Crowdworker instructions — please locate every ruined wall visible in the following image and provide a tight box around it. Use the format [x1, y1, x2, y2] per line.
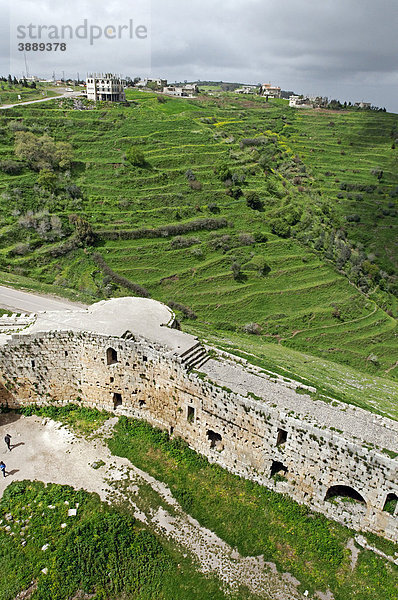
[0, 329, 397, 541]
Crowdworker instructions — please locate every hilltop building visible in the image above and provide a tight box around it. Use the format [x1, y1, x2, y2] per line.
[235, 85, 258, 94]
[289, 95, 329, 109]
[260, 83, 281, 98]
[86, 73, 126, 102]
[136, 78, 167, 89]
[163, 83, 199, 97]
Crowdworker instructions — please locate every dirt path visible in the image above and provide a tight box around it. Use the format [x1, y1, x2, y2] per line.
[0, 413, 312, 600]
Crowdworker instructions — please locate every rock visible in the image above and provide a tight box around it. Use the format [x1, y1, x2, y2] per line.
[41, 568, 48, 575]
[67, 508, 77, 516]
[41, 543, 49, 551]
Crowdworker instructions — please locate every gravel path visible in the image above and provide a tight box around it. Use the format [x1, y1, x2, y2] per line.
[0, 413, 310, 600]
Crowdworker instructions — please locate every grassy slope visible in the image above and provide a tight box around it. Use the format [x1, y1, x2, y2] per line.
[0, 479, 248, 600]
[0, 91, 397, 415]
[0, 83, 60, 106]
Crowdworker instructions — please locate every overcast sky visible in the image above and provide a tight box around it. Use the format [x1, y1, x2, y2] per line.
[2, 0, 397, 112]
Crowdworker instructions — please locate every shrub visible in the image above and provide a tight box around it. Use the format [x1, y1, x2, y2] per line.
[170, 236, 200, 249]
[98, 217, 228, 241]
[189, 179, 203, 191]
[14, 132, 73, 171]
[0, 159, 23, 175]
[37, 168, 57, 191]
[270, 218, 291, 238]
[185, 169, 196, 181]
[246, 191, 264, 211]
[231, 260, 242, 280]
[242, 322, 262, 335]
[238, 233, 255, 246]
[125, 146, 146, 167]
[240, 137, 267, 148]
[214, 163, 232, 182]
[167, 301, 197, 320]
[225, 185, 242, 199]
[92, 253, 150, 298]
[346, 214, 360, 223]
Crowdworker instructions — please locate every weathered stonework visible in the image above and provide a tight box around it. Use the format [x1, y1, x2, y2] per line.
[0, 298, 397, 542]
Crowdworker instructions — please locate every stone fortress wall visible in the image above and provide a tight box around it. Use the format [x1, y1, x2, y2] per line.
[0, 298, 397, 542]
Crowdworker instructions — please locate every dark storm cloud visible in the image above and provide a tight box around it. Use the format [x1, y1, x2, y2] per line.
[1, 0, 397, 111]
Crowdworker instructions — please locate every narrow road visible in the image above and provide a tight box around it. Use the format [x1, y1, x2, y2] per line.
[0, 91, 82, 110]
[0, 285, 86, 313]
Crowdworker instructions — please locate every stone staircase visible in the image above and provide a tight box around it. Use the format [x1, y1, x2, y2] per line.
[0, 313, 36, 333]
[180, 342, 209, 370]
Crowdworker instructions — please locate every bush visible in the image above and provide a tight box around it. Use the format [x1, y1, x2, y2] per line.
[14, 132, 73, 171]
[225, 185, 242, 199]
[214, 163, 232, 182]
[92, 253, 150, 298]
[242, 322, 262, 335]
[270, 218, 291, 238]
[231, 260, 242, 280]
[170, 236, 200, 249]
[245, 191, 264, 211]
[125, 146, 146, 167]
[98, 218, 228, 241]
[189, 179, 203, 191]
[185, 169, 196, 181]
[167, 301, 197, 320]
[37, 168, 57, 191]
[0, 159, 23, 175]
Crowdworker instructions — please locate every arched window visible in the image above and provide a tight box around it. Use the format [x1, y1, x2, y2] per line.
[325, 485, 366, 504]
[383, 493, 398, 515]
[106, 347, 118, 365]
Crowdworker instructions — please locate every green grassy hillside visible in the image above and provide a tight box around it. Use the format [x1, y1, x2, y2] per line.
[0, 91, 397, 410]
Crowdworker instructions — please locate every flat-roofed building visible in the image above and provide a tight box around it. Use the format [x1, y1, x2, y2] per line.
[86, 73, 126, 102]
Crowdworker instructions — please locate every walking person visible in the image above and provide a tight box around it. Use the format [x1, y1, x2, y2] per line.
[0, 461, 6, 477]
[4, 434, 12, 451]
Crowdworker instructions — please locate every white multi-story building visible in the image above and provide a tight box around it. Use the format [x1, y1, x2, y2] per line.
[86, 73, 126, 102]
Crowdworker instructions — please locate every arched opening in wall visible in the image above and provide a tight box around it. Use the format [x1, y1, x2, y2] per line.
[113, 393, 122, 409]
[383, 493, 398, 515]
[270, 461, 288, 478]
[324, 485, 366, 505]
[106, 348, 118, 366]
[206, 430, 222, 450]
[276, 428, 288, 446]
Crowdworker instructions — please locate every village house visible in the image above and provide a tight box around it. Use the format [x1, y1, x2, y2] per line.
[260, 83, 281, 98]
[136, 78, 168, 89]
[235, 85, 258, 94]
[163, 83, 199, 97]
[85, 73, 126, 102]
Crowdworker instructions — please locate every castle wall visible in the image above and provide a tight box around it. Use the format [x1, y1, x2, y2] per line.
[0, 329, 397, 541]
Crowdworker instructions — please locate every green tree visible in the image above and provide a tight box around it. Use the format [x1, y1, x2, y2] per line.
[245, 191, 264, 211]
[125, 146, 146, 167]
[14, 132, 73, 171]
[37, 168, 57, 191]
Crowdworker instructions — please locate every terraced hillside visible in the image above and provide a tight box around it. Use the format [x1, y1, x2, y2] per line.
[0, 91, 397, 411]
